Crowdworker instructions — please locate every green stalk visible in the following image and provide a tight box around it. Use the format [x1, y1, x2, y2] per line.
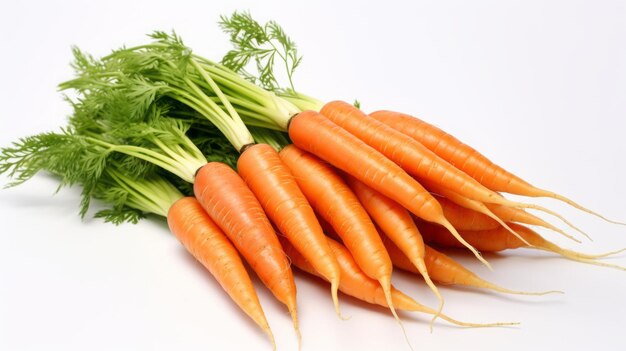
[84, 136, 206, 183]
[106, 168, 183, 218]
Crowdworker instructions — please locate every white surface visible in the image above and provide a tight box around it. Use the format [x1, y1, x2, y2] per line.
[1, 1, 625, 350]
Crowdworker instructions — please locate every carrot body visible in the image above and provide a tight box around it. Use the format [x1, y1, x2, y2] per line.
[280, 235, 398, 307]
[345, 175, 443, 316]
[383, 236, 558, 296]
[237, 144, 341, 315]
[436, 196, 501, 231]
[369, 110, 531, 194]
[194, 162, 297, 319]
[278, 145, 410, 334]
[369, 110, 620, 223]
[384, 236, 486, 286]
[167, 197, 274, 345]
[278, 145, 391, 283]
[320, 101, 500, 204]
[281, 236, 515, 327]
[289, 110, 489, 268]
[419, 220, 527, 252]
[289, 110, 441, 224]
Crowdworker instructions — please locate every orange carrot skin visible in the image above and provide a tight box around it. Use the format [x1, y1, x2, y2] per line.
[383, 235, 487, 287]
[320, 101, 498, 204]
[167, 197, 271, 332]
[288, 110, 442, 224]
[485, 203, 553, 228]
[194, 162, 296, 308]
[433, 194, 556, 235]
[418, 221, 531, 252]
[369, 110, 533, 195]
[436, 196, 500, 231]
[279, 145, 392, 282]
[237, 144, 340, 291]
[280, 235, 418, 311]
[346, 175, 426, 264]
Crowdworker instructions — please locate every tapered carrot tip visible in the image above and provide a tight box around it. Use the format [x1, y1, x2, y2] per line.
[556, 251, 626, 271]
[331, 280, 350, 320]
[535, 189, 626, 226]
[575, 247, 626, 259]
[401, 294, 521, 328]
[535, 238, 626, 270]
[501, 198, 592, 241]
[380, 277, 414, 351]
[440, 220, 493, 271]
[413, 260, 444, 332]
[481, 281, 565, 296]
[266, 328, 277, 351]
[288, 306, 301, 351]
[439, 316, 521, 329]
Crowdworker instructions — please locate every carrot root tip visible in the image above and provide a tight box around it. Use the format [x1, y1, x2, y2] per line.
[331, 280, 350, 321]
[414, 260, 444, 332]
[380, 277, 414, 351]
[441, 220, 493, 271]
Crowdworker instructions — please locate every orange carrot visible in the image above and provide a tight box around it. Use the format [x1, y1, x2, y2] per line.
[345, 174, 444, 324]
[280, 235, 516, 328]
[168, 197, 275, 347]
[370, 110, 623, 224]
[485, 203, 588, 241]
[194, 162, 299, 335]
[278, 144, 408, 338]
[323, 102, 575, 230]
[435, 195, 500, 231]
[237, 144, 342, 318]
[421, 179, 553, 244]
[320, 101, 504, 206]
[288, 110, 490, 268]
[382, 235, 559, 296]
[434, 192, 584, 242]
[418, 221, 626, 270]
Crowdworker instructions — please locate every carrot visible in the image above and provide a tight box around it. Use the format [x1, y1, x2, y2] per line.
[279, 235, 516, 328]
[433, 189, 583, 241]
[288, 110, 491, 269]
[278, 144, 409, 340]
[321, 102, 588, 229]
[194, 162, 300, 337]
[382, 235, 560, 296]
[432, 187, 587, 241]
[345, 174, 444, 326]
[320, 101, 506, 206]
[370, 110, 624, 224]
[421, 179, 565, 244]
[419, 221, 626, 270]
[237, 143, 342, 318]
[485, 202, 590, 241]
[168, 197, 275, 347]
[435, 196, 500, 231]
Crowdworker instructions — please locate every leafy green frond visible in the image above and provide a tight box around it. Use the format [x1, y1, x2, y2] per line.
[187, 120, 239, 169]
[60, 47, 119, 93]
[0, 130, 112, 217]
[94, 207, 146, 225]
[220, 11, 302, 92]
[93, 175, 150, 225]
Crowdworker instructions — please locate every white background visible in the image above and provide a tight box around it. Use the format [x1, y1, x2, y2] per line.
[1, 1, 625, 350]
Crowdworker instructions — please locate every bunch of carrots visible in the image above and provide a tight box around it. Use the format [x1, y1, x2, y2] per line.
[1, 12, 624, 350]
